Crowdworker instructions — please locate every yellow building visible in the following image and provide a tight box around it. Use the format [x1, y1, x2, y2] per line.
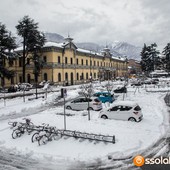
[1, 37, 128, 87]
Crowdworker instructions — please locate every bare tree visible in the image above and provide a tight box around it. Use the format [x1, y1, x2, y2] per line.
[79, 83, 94, 120]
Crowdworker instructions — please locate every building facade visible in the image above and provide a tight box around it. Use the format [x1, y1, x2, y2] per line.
[1, 37, 128, 87]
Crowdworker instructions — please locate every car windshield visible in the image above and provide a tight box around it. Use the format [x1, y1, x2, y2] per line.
[134, 105, 141, 111]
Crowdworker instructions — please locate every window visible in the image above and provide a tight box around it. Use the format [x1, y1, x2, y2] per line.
[81, 59, 83, 65]
[110, 106, 119, 111]
[94, 61, 96, 66]
[19, 57, 23, 67]
[43, 56, 47, 63]
[44, 73, 48, 81]
[77, 73, 79, 80]
[101, 62, 102, 66]
[134, 105, 141, 111]
[58, 73, 61, 82]
[120, 106, 132, 111]
[65, 57, 68, 64]
[70, 58, 73, 64]
[93, 93, 100, 97]
[11, 77, 14, 84]
[72, 99, 81, 103]
[27, 58, 30, 65]
[27, 74, 31, 83]
[97, 61, 99, 66]
[84, 98, 92, 102]
[94, 98, 100, 102]
[86, 73, 88, 79]
[90, 60, 92, 66]
[76, 58, 79, 65]
[58, 56, 61, 64]
[65, 72, 68, 81]
[86, 60, 88, 66]
[81, 73, 84, 80]
[19, 75, 22, 83]
[94, 73, 96, 78]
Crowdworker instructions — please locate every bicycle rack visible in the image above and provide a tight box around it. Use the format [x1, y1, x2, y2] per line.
[56, 130, 115, 143]
[9, 121, 115, 144]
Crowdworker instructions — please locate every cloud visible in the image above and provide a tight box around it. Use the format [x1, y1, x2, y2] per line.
[0, 0, 170, 50]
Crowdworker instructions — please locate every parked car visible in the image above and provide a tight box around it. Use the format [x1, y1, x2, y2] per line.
[65, 97, 102, 111]
[99, 101, 143, 122]
[114, 86, 127, 93]
[18, 83, 33, 91]
[93, 92, 115, 103]
[8, 86, 17, 93]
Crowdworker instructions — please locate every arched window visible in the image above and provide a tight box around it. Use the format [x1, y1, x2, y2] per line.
[44, 73, 48, 81]
[86, 60, 88, 66]
[81, 59, 83, 65]
[43, 56, 47, 63]
[58, 73, 61, 82]
[81, 73, 84, 80]
[65, 57, 68, 64]
[94, 73, 96, 78]
[58, 56, 61, 64]
[70, 58, 73, 64]
[65, 72, 68, 81]
[27, 74, 31, 83]
[27, 58, 30, 65]
[77, 73, 79, 80]
[86, 73, 88, 80]
[11, 77, 14, 84]
[76, 58, 79, 65]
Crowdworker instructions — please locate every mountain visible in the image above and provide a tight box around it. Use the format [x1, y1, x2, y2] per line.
[44, 32, 64, 43]
[109, 41, 141, 60]
[44, 32, 141, 60]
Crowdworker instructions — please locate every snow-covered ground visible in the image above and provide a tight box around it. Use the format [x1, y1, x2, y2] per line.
[0, 82, 169, 169]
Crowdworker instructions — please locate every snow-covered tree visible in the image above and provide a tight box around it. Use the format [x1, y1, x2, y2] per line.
[16, 16, 46, 83]
[0, 22, 17, 86]
[140, 43, 160, 74]
[162, 43, 170, 72]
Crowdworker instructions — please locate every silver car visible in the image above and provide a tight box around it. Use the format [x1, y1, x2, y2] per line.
[66, 97, 102, 111]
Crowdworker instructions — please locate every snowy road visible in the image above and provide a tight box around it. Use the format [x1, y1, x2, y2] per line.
[0, 86, 170, 170]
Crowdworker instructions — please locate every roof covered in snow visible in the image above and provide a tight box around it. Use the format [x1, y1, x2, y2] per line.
[14, 41, 126, 62]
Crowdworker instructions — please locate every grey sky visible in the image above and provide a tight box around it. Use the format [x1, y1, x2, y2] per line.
[0, 0, 170, 50]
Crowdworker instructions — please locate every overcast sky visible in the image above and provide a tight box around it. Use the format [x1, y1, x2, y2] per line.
[0, 0, 170, 50]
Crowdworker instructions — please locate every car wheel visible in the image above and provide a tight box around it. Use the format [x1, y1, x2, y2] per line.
[87, 107, 93, 110]
[66, 106, 72, 110]
[101, 115, 108, 119]
[128, 117, 136, 122]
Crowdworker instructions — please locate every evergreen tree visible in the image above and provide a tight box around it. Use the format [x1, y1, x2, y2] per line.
[140, 43, 159, 74]
[140, 43, 147, 72]
[162, 43, 170, 72]
[0, 22, 16, 86]
[16, 16, 46, 83]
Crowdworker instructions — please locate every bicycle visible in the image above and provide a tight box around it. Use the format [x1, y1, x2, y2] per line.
[32, 125, 57, 145]
[31, 123, 49, 143]
[11, 118, 34, 139]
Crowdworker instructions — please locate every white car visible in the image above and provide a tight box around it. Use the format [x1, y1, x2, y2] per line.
[99, 101, 143, 122]
[65, 97, 102, 111]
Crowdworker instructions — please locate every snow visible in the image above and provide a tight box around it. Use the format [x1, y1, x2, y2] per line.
[0, 82, 169, 168]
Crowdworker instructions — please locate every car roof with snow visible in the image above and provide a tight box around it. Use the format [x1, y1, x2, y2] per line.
[111, 101, 138, 107]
